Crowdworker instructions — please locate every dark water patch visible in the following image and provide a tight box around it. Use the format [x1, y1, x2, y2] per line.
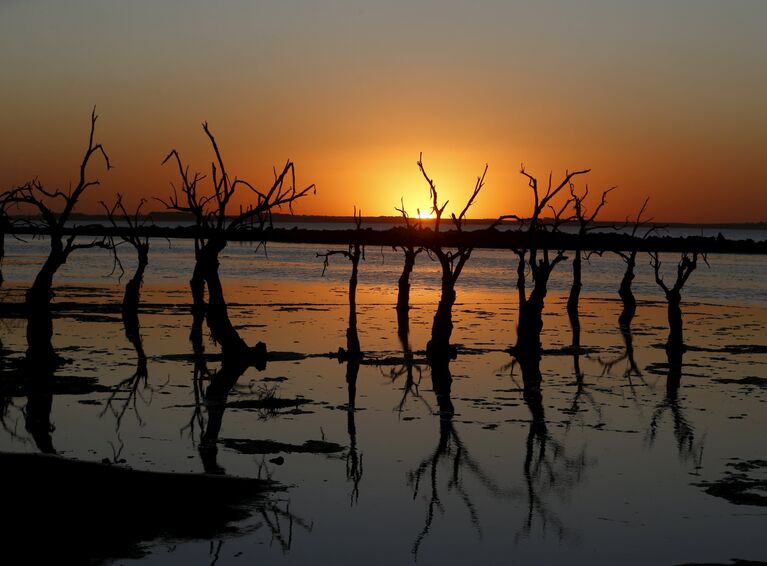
[713, 376, 767, 388]
[221, 438, 344, 455]
[275, 306, 331, 312]
[226, 396, 311, 410]
[68, 313, 123, 323]
[695, 460, 767, 507]
[687, 344, 767, 355]
[676, 560, 767, 565]
[0, 372, 110, 397]
[0, 451, 279, 563]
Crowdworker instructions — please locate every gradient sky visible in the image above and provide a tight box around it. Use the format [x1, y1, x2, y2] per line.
[1, 0, 765, 222]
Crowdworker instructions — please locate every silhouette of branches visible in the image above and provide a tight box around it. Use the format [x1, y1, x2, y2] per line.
[416, 153, 488, 358]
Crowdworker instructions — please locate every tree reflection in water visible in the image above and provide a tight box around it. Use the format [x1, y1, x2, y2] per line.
[101, 311, 163, 432]
[408, 357, 511, 557]
[345, 357, 363, 505]
[505, 351, 588, 543]
[648, 348, 705, 466]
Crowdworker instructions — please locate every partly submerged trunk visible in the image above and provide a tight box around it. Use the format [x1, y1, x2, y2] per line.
[195, 239, 252, 359]
[26, 236, 66, 308]
[428, 274, 457, 359]
[618, 253, 637, 325]
[189, 242, 207, 353]
[666, 347, 683, 396]
[566, 250, 582, 320]
[205, 266, 249, 358]
[396, 249, 417, 344]
[24, 234, 68, 363]
[571, 318, 582, 375]
[396, 249, 417, 314]
[666, 289, 684, 355]
[122, 246, 148, 315]
[515, 280, 548, 354]
[346, 248, 361, 356]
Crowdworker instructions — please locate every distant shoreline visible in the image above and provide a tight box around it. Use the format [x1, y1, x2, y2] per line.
[11, 211, 767, 230]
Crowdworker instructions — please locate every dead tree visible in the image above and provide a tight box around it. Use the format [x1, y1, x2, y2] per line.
[566, 183, 614, 322]
[318, 209, 364, 358]
[649, 251, 703, 359]
[393, 199, 424, 344]
[615, 198, 654, 325]
[101, 194, 150, 318]
[497, 166, 589, 356]
[417, 153, 488, 359]
[1, 109, 112, 363]
[160, 122, 315, 359]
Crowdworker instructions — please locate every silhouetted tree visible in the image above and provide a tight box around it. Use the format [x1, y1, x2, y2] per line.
[318, 209, 364, 358]
[615, 198, 654, 325]
[102, 194, 149, 317]
[497, 166, 588, 356]
[417, 153, 488, 359]
[1, 109, 112, 363]
[393, 199, 424, 342]
[566, 183, 614, 322]
[649, 251, 704, 359]
[161, 123, 314, 359]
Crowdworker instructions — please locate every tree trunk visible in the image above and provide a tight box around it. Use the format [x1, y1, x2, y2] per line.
[428, 273, 457, 358]
[189, 252, 207, 354]
[205, 263, 249, 358]
[191, 239, 251, 359]
[618, 253, 637, 325]
[25, 242, 66, 363]
[346, 246, 361, 356]
[516, 252, 526, 307]
[396, 249, 416, 313]
[566, 250, 582, 320]
[515, 281, 547, 353]
[666, 290, 684, 355]
[396, 249, 416, 344]
[122, 247, 148, 315]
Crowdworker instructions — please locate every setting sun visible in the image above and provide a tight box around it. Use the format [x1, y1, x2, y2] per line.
[416, 209, 434, 219]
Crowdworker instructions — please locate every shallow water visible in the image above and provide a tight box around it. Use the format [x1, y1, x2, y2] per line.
[1, 237, 766, 565]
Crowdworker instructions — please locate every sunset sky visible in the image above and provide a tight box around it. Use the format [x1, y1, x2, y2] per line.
[1, 1, 765, 222]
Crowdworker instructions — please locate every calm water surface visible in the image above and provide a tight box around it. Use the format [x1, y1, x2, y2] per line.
[1, 229, 766, 565]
